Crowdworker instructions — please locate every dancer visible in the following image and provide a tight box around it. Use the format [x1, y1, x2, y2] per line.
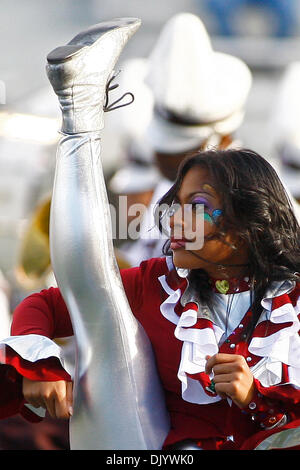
[109, 12, 252, 266]
[1, 146, 300, 450]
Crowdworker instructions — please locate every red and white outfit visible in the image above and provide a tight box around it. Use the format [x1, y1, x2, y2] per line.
[0, 256, 300, 450]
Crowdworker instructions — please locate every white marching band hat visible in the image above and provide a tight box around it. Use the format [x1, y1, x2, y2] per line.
[144, 12, 252, 154]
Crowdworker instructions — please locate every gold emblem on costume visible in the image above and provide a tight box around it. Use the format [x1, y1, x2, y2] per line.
[215, 279, 229, 294]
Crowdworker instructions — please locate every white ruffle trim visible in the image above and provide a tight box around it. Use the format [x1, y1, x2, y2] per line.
[159, 275, 182, 325]
[159, 274, 224, 404]
[159, 273, 300, 403]
[249, 294, 300, 387]
[0, 334, 74, 377]
[175, 306, 224, 404]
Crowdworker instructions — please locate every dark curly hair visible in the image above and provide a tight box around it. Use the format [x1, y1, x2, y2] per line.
[156, 148, 300, 338]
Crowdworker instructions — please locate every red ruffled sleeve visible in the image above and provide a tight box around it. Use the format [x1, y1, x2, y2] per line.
[0, 287, 73, 420]
[0, 257, 168, 421]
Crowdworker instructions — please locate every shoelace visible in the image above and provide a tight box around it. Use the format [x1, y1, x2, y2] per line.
[104, 70, 135, 112]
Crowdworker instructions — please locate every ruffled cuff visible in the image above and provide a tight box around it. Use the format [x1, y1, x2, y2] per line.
[0, 336, 72, 422]
[242, 379, 287, 430]
[3, 346, 71, 382]
[0, 335, 72, 382]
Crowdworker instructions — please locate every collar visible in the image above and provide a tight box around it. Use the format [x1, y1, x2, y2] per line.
[261, 279, 296, 310]
[170, 258, 296, 305]
[174, 262, 252, 295]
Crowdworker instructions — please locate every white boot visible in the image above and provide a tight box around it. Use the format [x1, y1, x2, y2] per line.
[46, 18, 141, 134]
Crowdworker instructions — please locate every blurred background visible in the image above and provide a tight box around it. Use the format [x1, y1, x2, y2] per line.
[0, 0, 300, 449]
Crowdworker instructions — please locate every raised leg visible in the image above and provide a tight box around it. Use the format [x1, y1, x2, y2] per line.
[47, 19, 170, 450]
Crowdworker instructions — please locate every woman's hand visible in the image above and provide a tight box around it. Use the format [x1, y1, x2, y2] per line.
[205, 353, 254, 409]
[22, 377, 73, 419]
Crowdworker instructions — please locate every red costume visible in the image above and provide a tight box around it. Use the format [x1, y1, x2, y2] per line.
[0, 256, 300, 450]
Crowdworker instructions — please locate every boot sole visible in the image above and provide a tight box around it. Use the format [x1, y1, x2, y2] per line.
[47, 18, 141, 64]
